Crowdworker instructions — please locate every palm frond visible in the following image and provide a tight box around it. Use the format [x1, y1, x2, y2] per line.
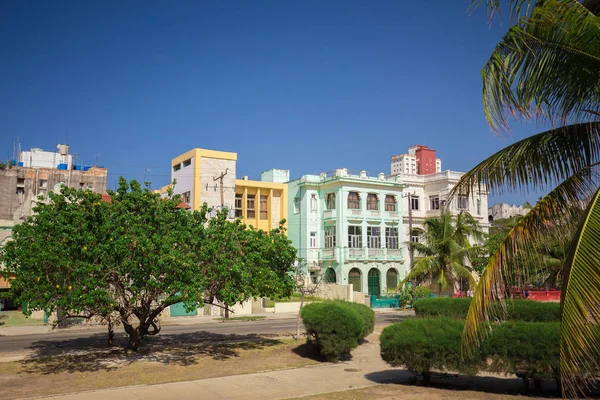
[451, 262, 477, 288]
[450, 122, 600, 198]
[481, 0, 600, 132]
[462, 163, 599, 356]
[559, 187, 600, 398]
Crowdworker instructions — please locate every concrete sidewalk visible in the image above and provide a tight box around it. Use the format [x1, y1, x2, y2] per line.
[36, 333, 398, 400]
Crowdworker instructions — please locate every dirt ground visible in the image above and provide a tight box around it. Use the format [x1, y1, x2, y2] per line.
[289, 384, 546, 400]
[0, 333, 320, 400]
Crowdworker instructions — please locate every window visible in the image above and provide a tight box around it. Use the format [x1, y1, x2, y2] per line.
[173, 164, 181, 172]
[16, 178, 25, 186]
[310, 231, 317, 248]
[39, 179, 47, 188]
[260, 195, 268, 219]
[367, 227, 380, 248]
[247, 195, 256, 218]
[430, 195, 440, 210]
[367, 193, 378, 210]
[326, 193, 336, 210]
[324, 226, 336, 248]
[477, 198, 481, 215]
[410, 196, 419, 211]
[410, 234, 420, 243]
[385, 195, 396, 211]
[182, 191, 191, 204]
[458, 195, 469, 210]
[293, 198, 300, 214]
[182, 158, 191, 168]
[348, 225, 362, 248]
[347, 191, 360, 209]
[310, 194, 317, 212]
[385, 227, 398, 249]
[234, 194, 243, 218]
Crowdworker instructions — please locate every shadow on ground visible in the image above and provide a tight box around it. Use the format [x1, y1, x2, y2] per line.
[0, 314, 5, 326]
[365, 370, 600, 398]
[290, 341, 328, 362]
[20, 330, 283, 375]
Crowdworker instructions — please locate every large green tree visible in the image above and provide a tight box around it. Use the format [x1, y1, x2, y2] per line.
[404, 211, 484, 295]
[457, 0, 600, 396]
[0, 178, 297, 350]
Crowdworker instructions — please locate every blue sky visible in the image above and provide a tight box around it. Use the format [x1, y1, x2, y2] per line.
[0, 1, 543, 205]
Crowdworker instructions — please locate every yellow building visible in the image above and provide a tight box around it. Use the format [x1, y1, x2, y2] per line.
[168, 148, 288, 231]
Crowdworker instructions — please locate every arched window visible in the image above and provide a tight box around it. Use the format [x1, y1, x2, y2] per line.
[347, 192, 360, 209]
[385, 195, 396, 211]
[368, 268, 381, 296]
[348, 268, 362, 292]
[367, 193, 378, 210]
[386, 268, 398, 290]
[324, 268, 337, 283]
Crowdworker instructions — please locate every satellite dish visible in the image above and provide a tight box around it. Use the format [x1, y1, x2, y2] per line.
[228, 209, 236, 219]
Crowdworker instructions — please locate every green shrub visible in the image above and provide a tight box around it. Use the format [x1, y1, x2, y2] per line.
[481, 321, 560, 382]
[413, 298, 472, 319]
[414, 286, 432, 300]
[413, 298, 561, 322]
[507, 301, 560, 322]
[301, 301, 364, 361]
[380, 318, 479, 382]
[343, 301, 375, 339]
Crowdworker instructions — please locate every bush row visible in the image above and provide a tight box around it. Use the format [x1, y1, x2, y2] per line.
[380, 318, 560, 385]
[301, 300, 375, 361]
[413, 298, 561, 322]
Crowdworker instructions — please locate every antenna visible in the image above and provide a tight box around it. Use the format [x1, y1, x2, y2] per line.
[95, 154, 99, 166]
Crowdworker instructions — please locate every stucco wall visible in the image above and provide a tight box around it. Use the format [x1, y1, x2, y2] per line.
[199, 157, 237, 210]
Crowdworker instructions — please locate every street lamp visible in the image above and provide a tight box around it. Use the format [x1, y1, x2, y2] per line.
[402, 191, 416, 289]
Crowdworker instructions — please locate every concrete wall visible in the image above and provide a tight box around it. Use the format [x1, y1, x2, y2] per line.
[199, 157, 237, 211]
[0, 166, 108, 225]
[261, 169, 290, 183]
[172, 157, 195, 206]
[274, 301, 311, 313]
[315, 283, 352, 301]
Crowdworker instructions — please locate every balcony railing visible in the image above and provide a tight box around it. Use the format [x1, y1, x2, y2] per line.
[307, 249, 319, 261]
[369, 211, 380, 217]
[368, 248, 384, 258]
[320, 248, 335, 261]
[387, 211, 398, 218]
[323, 210, 333, 219]
[342, 247, 402, 262]
[350, 210, 362, 216]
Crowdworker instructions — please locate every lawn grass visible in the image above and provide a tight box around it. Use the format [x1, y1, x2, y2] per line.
[0, 337, 319, 400]
[285, 384, 543, 400]
[214, 316, 266, 322]
[0, 311, 46, 327]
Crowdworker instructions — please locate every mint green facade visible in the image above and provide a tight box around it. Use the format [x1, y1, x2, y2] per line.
[287, 169, 407, 295]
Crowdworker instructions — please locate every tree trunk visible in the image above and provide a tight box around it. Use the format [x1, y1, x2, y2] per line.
[422, 371, 431, 384]
[107, 316, 114, 347]
[224, 302, 229, 319]
[296, 291, 305, 341]
[123, 322, 142, 351]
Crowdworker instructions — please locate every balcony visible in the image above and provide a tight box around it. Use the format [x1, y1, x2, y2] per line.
[347, 248, 365, 260]
[307, 249, 319, 261]
[368, 248, 384, 258]
[323, 210, 333, 219]
[369, 211, 380, 217]
[350, 209, 362, 216]
[343, 247, 402, 262]
[320, 248, 336, 261]
[426, 209, 442, 217]
[386, 211, 399, 218]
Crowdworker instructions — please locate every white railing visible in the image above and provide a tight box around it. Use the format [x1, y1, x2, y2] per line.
[351, 210, 362, 216]
[368, 248, 384, 258]
[323, 210, 333, 218]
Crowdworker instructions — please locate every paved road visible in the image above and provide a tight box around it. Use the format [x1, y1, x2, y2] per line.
[0, 312, 407, 355]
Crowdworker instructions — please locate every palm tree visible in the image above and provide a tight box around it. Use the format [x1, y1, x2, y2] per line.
[403, 211, 484, 295]
[456, 1, 600, 396]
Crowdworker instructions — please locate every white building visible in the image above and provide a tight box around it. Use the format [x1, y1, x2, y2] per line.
[391, 145, 442, 176]
[488, 203, 528, 223]
[20, 145, 73, 170]
[389, 146, 489, 287]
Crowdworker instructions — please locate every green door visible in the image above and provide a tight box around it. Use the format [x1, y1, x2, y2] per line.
[368, 269, 381, 297]
[170, 302, 197, 317]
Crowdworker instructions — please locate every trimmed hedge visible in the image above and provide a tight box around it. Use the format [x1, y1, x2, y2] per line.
[345, 301, 376, 339]
[413, 298, 560, 322]
[413, 298, 471, 319]
[380, 318, 561, 386]
[380, 318, 478, 382]
[482, 321, 560, 384]
[301, 301, 366, 362]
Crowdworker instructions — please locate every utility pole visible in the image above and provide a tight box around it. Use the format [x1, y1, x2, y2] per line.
[214, 168, 229, 318]
[213, 168, 228, 208]
[402, 191, 416, 289]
